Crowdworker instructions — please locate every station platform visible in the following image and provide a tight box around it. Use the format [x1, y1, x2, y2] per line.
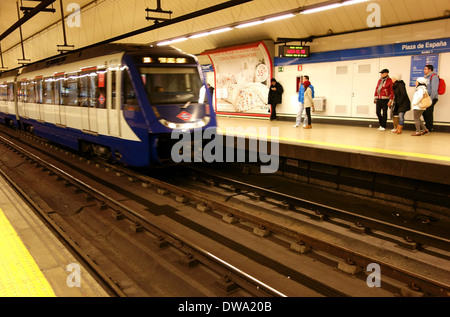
[216, 116, 450, 185]
[0, 172, 109, 297]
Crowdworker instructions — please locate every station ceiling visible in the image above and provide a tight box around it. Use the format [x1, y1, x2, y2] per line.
[0, 0, 449, 67]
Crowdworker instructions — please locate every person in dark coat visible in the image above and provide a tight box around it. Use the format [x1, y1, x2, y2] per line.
[268, 78, 283, 121]
[391, 74, 411, 134]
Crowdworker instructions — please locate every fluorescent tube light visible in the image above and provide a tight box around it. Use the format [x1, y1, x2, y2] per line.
[189, 32, 210, 39]
[236, 20, 264, 28]
[343, 0, 369, 5]
[157, 37, 188, 46]
[301, 3, 341, 14]
[209, 27, 233, 34]
[264, 13, 295, 23]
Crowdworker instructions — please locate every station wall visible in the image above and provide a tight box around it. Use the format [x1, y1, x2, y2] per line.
[274, 52, 450, 124]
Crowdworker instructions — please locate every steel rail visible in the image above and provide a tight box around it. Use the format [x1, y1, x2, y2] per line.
[0, 134, 286, 297]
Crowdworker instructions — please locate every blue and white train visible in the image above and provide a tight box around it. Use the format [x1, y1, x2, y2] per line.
[0, 44, 216, 167]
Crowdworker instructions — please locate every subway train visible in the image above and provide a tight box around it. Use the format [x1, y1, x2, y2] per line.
[0, 44, 216, 167]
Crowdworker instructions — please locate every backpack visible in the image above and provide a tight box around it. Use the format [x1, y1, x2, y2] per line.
[431, 74, 446, 95]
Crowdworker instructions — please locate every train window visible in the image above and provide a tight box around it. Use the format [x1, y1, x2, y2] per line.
[27, 81, 36, 104]
[97, 70, 106, 109]
[7, 83, 14, 102]
[0, 84, 5, 101]
[79, 72, 89, 107]
[139, 67, 202, 105]
[36, 78, 43, 104]
[111, 70, 116, 109]
[123, 70, 139, 106]
[66, 75, 79, 106]
[43, 78, 54, 104]
[18, 82, 27, 103]
[54, 76, 63, 105]
[89, 72, 98, 108]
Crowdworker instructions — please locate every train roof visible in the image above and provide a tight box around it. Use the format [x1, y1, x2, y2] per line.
[19, 44, 187, 75]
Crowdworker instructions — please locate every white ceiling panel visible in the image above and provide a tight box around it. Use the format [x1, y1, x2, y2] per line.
[0, 0, 449, 70]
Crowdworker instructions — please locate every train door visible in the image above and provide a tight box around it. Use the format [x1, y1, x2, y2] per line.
[351, 59, 380, 118]
[54, 75, 67, 126]
[18, 80, 28, 118]
[88, 72, 98, 132]
[36, 78, 44, 122]
[107, 68, 121, 137]
[79, 70, 98, 133]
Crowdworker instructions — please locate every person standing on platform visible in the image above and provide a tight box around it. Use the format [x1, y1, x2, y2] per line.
[410, 77, 429, 136]
[391, 74, 410, 134]
[207, 83, 214, 97]
[294, 75, 315, 128]
[423, 65, 439, 132]
[374, 69, 394, 131]
[302, 80, 314, 129]
[268, 78, 283, 121]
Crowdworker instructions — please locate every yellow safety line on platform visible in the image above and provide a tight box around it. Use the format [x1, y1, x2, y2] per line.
[218, 129, 450, 163]
[0, 208, 55, 297]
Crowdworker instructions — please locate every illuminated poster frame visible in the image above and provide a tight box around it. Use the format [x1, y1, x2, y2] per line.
[202, 41, 274, 117]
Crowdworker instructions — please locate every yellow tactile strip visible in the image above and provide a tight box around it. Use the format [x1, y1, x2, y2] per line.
[0, 208, 55, 297]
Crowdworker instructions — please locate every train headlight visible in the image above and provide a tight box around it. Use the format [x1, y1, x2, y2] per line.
[159, 117, 210, 130]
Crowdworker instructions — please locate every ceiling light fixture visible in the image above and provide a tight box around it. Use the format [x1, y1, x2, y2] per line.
[343, 0, 369, 5]
[301, 3, 341, 14]
[157, 37, 188, 46]
[264, 13, 295, 23]
[156, 0, 368, 47]
[301, 0, 368, 14]
[189, 27, 232, 39]
[235, 20, 265, 28]
[209, 27, 233, 34]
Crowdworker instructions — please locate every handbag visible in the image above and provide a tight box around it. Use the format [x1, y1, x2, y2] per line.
[420, 90, 432, 108]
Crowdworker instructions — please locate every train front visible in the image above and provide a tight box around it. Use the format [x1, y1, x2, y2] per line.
[124, 48, 217, 166]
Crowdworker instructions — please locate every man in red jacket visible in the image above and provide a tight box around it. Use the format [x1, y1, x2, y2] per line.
[374, 69, 394, 131]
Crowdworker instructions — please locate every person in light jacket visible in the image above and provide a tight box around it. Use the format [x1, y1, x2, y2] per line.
[410, 77, 429, 136]
[302, 80, 314, 129]
[294, 75, 315, 128]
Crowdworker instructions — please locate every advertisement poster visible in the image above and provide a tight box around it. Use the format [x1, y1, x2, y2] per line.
[410, 54, 439, 86]
[203, 41, 274, 116]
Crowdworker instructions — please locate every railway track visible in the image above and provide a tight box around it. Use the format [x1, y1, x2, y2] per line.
[0, 133, 295, 297]
[0, 125, 449, 297]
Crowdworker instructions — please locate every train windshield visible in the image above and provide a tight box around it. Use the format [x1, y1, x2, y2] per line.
[139, 67, 203, 105]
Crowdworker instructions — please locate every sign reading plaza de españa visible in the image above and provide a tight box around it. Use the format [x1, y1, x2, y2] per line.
[201, 41, 274, 117]
[394, 38, 449, 56]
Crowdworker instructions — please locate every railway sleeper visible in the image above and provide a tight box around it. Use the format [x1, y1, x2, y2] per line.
[154, 236, 169, 249]
[111, 210, 125, 221]
[222, 213, 238, 224]
[182, 253, 199, 268]
[130, 222, 144, 233]
[400, 283, 425, 297]
[337, 259, 363, 275]
[253, 225, 271, 237]
[290, 240, 311, 254]
[397, 236, 422, 251]
[196, 203, 211, 213]
[176, 195, 189, 203]
[349, 222, 370, 234]
[215, 275, 239, 295]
